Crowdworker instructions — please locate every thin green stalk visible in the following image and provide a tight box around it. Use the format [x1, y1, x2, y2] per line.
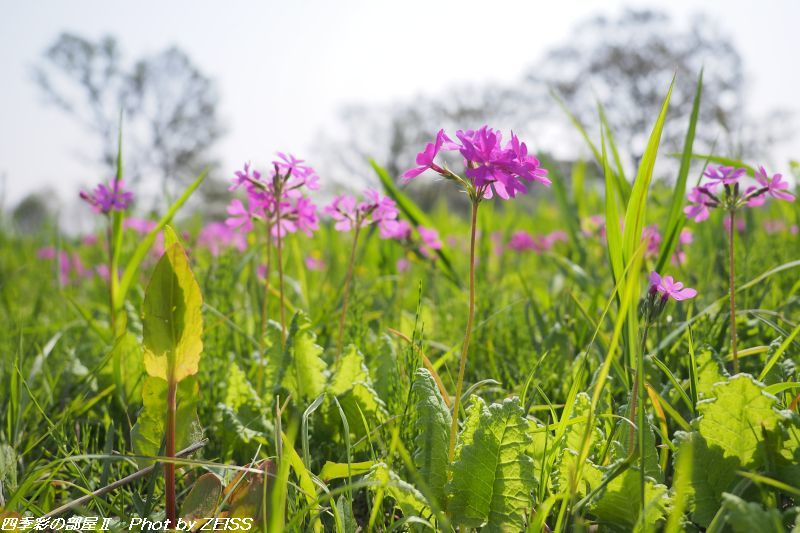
[447, 200, 479, 464]
[276, 200, 287, 345]
[636, 321, 649, 529]
[106, 222, 115, 334]
[258, 226, 273, 395]
[728, 209, 739, 373]
[336, 223, 362, 358]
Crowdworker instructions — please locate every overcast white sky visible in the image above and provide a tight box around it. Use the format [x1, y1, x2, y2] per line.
[1, 0, 799, 208]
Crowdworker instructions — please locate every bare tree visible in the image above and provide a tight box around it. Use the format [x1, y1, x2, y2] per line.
[33, 33, 224, 205]
[318, 9, 788, 190]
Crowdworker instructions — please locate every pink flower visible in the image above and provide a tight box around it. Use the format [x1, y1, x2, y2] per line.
[684, 186, 718, 222]
[402, 126, 549, 200]
[198, 222, 247, 256]
[763, 220, 786, 234]
[381, 219, 412, 240]
[396, 258, 411, 273]
[225, 198, 255, 233]
[324, 190, 399, 236]
[81, 234, 98, 246]
[508, 231, 537, 252]
[230, 162, 262, 191]
[703, 165, 745, 185]
[304, 255, 326, 271]
[754, 166, 795, 202]
[649, 271, 697, 301]
[418, 226, 442, 258]
[643, 225, 662, 258]
[125, 217, 157, 235]
[402, 129, 458, 179]
[38, 247, 57, 260]
[80, 179, 133, 214]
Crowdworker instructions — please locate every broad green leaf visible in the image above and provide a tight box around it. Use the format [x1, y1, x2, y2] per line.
[411, 368, 451, 507]
[447, 397, 535, 531]
[328, 344, 387, 436]
[142, 239, 203, 383]
[366, 463, 431, 522]
[695, 347, 727, 400]
[588, 464, 671, 532]
[720, 493, 784, 533]
[180, 473, 222, 522]
[107, 331, 144, 406]
[675, 375, 783, 527]
[130, 376, 203, 462]
[279, 312, 326, 403]
[555, 392, 605, 495]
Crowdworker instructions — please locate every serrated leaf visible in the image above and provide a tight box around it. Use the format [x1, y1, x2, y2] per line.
[447, 397, 535, 531]
[327, 345, 386, 437]
[280, 312, 326, 403]
[721, 493, 784, 533]
[675, 375, 783, 527]
[366, 464, 430, 521]
[588, 464, 671, 532]
[142, 240, 203, 383]
[131, 376, 203, 463]
[411, 368, 451, 507]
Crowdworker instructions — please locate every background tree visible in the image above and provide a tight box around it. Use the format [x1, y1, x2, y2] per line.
[33, 33, 224, 206]
[318, 9, 792, 196]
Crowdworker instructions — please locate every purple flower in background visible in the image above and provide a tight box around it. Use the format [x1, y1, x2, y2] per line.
[305, 255, 327, 271]
[324, 190, 399, 235]
[273, 153, 320, 192]
[381, 219, 412, 240]
[418, 226, 442, 258]
[198, 222, 247, 256]
[649, 271, 697, 301]
[80, 179, 133, 214]
[754, 166, 795, 202]
[396, 258, 411, 273]
[230, 162, 262, 191]
[703, 165, 745, 185]
[124, 217, 157, 235]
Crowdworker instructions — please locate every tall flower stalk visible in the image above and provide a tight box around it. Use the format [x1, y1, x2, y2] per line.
[402, 126, 550, 463]
[226, 156, 320, 392]
[79, 175, 133, 334]
[324, 190, 400, 356]
[632, 272, 696, 525]
[685, 164, 794, 372]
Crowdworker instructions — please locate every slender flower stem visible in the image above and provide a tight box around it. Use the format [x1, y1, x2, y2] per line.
[728, 209, 739, 373]
[336, 223, 361, 358]
[632, 320, 650, 530]
[276, 200, 287, 345]
[106, 222, 115, 334]
[164, 379, 177, 529]
[447, 200, 479, 464]
[258, 226, 273, 395]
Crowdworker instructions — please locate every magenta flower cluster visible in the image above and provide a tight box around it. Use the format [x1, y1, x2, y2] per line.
[323, 189, 399, 234]
[226, 156, 320, 238]
[402, 126, 550, 200]
[80, 179, 133, 215]
[685, 164, 795, 222]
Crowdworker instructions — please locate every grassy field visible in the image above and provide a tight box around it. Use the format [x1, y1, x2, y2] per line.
[1, 82, 799, 532]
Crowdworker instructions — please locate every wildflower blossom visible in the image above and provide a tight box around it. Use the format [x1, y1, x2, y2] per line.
[648, 271, 697, 301]
[703, 165, 745, 185]
[324, 190, 399, 235]
[418, 226, 442, 258]
[198, 222, 247, 256]
[305, 254, 326, 271]
[684, 186, 717, 222]
[402, 126, 549, 200]
[80, 179, 133, 214]
[754, 166, 795, 202]
[125, 218, 157, 235]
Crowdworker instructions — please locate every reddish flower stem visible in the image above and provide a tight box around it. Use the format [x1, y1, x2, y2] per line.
[728, 209, 739, 373]
[258, 226, 273, 395]
[447, 200, 479, 463]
